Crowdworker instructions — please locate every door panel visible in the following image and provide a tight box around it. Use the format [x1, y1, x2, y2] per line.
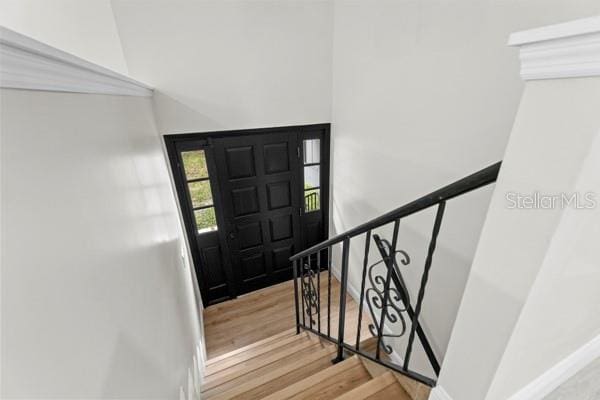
[267, 181, 291, 209]
[213, 130, 302, 295]
[201, 243, 229, 300]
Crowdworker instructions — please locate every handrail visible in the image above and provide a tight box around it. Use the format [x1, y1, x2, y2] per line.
[291, 161, 501, 261]
[291, 161, 502, 386]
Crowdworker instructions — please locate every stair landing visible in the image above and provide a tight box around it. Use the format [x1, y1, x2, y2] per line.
[204, 272, 351, 359]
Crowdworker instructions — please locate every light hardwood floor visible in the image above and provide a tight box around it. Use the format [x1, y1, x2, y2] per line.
[204, 277, 298, 359]
[204, 272, 357, 359]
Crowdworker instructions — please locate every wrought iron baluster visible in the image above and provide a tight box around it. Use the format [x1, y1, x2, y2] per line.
[368, 235, 410, 357]
[356, 230, 372, 350]
[293, 259, 300, 334]
[301, 256, 319, 330]
[327, 245, 332, 338]
[375, 220, 400, 359]
[306, 257, 313, 331]
[371, 236, 440, 374]
[300, 257, 305, 327]
[333, 237, 350, 363]
[403, 201, 446, 370]
[316, 253, 321, 334]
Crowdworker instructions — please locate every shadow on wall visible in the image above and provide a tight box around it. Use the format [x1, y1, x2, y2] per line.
[151, 89, 327, 135]
[101, 332, 173, 398]
[87, 237, 201, 399]
[152, 90, 226, 134]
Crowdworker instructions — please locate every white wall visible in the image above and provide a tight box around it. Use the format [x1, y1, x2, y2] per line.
[0, 89, 201, 399]
[0, 0, 128, 74]
[436, 75, 600, 400]
[330, 0, 600, 377]
[481, 77, 600, 400]
[110, 0, 333, 134]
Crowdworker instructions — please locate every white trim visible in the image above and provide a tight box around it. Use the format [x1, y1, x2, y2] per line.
[509, 16, 600, 46]
[507, 333, 600, 400]
[0, 26, 153, 96]
[428, 386, 453, 400]
[508, 16, 600, 80]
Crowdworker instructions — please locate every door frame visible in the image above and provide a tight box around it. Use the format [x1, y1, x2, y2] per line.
[164, 123, 330, 304]
[298, 127, 331, 250]
[164, 137, 235, 305]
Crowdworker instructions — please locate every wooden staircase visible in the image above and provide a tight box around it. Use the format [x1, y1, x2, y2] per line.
[202, 329, 427, 400]
[202, 277, 431, 400]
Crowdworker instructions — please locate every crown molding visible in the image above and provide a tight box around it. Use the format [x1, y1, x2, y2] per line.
[508, 16, 600, 80]
[0, 26, 152, 96]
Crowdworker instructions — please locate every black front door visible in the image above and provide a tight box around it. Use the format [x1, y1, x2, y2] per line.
[165, 124, 329, 305]
[212, 130, 302, 295]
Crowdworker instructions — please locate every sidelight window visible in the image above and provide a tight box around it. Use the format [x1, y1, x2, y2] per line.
[303, 139, 321, 213]
[181, 150, 218, 233]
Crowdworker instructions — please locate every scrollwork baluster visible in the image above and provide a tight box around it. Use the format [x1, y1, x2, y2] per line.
[301, 260, 319, 327]
[366, 237, 411, 357]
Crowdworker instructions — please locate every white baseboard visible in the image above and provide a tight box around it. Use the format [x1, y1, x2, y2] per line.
[428, 386, 453, 400]
[346, 278, 600, 400]
[507, 333, 600, 400]
[418, 335, 600, 400]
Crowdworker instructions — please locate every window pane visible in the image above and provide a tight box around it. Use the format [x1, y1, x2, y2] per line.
[195, 207, 218, 233]
[303, 139, 320, 164]
[304, 189, 320, 213]
[182, 150, 209, 180]
[188, 180, 213, 208]
[304, 165, 320, 189]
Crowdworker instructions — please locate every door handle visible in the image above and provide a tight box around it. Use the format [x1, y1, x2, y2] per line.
[228, 231, 236, 241]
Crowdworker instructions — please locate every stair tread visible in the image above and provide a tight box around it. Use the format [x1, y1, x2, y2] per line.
[333, 372, 411, 400]
[205, 331, 312, 376]
[205, 328, 296, 367]
[205, 345, 337, 400]
[392, 371, 432, 400]
[201, 273, 425, 400]
[203, 334, 325, 391]
[260, 356, 371, 400]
